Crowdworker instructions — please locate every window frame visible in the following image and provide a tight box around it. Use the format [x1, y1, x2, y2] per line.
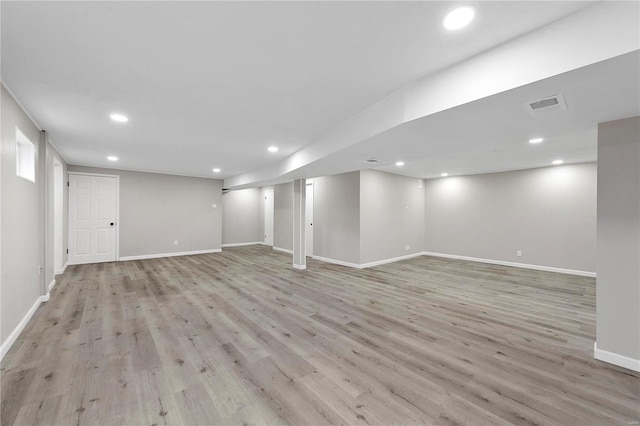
[15, 127, 36, 183]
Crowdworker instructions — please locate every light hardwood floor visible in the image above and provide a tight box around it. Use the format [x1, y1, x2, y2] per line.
[2, 245, 639, 425]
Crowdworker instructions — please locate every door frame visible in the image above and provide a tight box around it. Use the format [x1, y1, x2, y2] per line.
[68, 172, 120, 262]
[53, 158, 64, 273]
[305, 180, 313, 257]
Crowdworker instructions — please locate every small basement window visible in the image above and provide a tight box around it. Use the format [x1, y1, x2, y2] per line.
[16, 127, 35, 182]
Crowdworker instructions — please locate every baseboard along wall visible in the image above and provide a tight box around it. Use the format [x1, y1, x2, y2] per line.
[222, 242, 264, 248]
[119, 248, 222, 261]
[1, 294, 49, 361]
[594, 342, 640, 372]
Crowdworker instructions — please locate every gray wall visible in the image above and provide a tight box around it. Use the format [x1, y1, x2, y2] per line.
[596, 117, 639, 363]
[313, 171, 360, 264]
[68, 166, 222, 257]
[1, 85, 45, 344]
[274, 182, 293, 251]
[222, 188, 261, 245]
[360, 170, 425, 264]
[424, 163, 597, 273]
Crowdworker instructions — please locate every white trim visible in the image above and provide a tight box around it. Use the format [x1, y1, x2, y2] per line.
[1, 81, 42, 131]
[53, 157, 64, 274]
[41, 293, 50, 302]
[68, 171, 121, 178]
[0, 295, 48, 361]
[55, 262, 68, 276]
[119, 248, 222, 261]
[48, 279, 56, 292]
[312, 255, 360, 269]
[359, 252, 425, 269]
[272, 246, 293, 254]
[421, 251, 596, 277]
[311, 251, 594, 276]
[312, 252, 424, 269]
[293, 264, 307, 270]
[594, 342, 640, 372]
[222, 242, 263, 248]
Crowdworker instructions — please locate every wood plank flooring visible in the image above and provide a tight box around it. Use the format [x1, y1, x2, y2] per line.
[2, 245, 639, 425]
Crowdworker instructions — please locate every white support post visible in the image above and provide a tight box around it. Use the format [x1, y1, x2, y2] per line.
[292, 179, 306, 270]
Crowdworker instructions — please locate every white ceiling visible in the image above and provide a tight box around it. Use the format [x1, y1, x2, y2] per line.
[2, 0, 612, 184]
[297, 51, 640, 181]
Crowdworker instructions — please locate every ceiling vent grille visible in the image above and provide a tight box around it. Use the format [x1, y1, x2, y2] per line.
[365, 158, 386, 165]
[524, 94, 567, 116]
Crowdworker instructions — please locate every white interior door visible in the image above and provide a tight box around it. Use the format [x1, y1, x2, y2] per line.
[305, 181, 313, 256]
[264, 189, 274, 246]
[53, 160, 64, 273]
[68, 174, 118, 265]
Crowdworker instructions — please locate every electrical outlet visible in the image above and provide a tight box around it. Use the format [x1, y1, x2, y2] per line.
[517, 250, 522, 257]
[405, 245, 411, 251]
[174, 240, 178, 245]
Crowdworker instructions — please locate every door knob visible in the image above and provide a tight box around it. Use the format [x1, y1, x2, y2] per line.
[110, 222, 115, 226]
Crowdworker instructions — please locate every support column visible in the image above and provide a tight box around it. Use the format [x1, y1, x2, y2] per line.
[595, 116, 640, 372]
[292, 179, 306, 270]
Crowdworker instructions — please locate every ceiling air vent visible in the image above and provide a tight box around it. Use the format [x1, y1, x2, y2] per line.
[524, 94, 567, 117]
[365, 158, 386, 165]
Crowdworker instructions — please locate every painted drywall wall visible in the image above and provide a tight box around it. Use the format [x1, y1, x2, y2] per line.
[313, 171, 360, 264]
[596, 117, 640, 366]
[222, 188, 261, 245]
[360, 170, 425, 264]
[1, 84, 45, 345]
[68, 166, 222, 257]
[274, 182, 293, 251]
[424, 163, 597, 273]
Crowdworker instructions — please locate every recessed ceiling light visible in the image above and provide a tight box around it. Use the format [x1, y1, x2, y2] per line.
[110, 113, 128, 122]
[107, 156, 118, 161]
[443, 6, 475, 30]
[441, 172, 449, 177]
[552, 159, 564, 165]
[213, 168, 221, 173]
[268, 146, 279, 153]
[396, 161, 405, 166]
[529, 137, 544, 144]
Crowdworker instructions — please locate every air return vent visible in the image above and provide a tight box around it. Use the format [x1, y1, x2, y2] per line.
[524, 94, 567, 116]
[365, 158, 386, 165]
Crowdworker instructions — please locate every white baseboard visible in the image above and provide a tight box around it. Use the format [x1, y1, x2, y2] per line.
[594, 342, 640, 372]
[311, 255, 360, 269]
[312, 252, 424, 269]
[222, 242, 263, 248]
[273, 247, 293, 254]
[293, 264, 307, 270]
[48, 279, 56, 292]
[422, 251, 596, 277]
[119, 248, 222, 261]
[0, 294, 48, 361]
[359, 252, 425, 269]
[55, 262, 67, 275]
